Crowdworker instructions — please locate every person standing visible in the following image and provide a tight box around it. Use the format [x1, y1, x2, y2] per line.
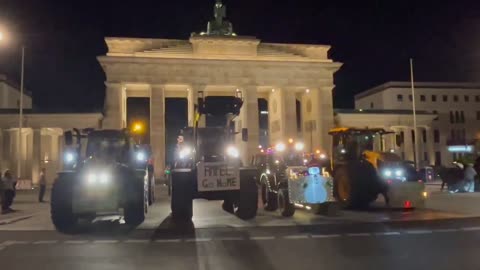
[2, 170, 15, 213]
[38, 168, 47, 202]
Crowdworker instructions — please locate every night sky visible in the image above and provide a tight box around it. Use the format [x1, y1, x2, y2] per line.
[0, 0, 479, 111]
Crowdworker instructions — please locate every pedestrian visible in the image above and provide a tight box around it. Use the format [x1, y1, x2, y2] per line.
[2, 170, 15, 213]
[38, 168, 47, 202]
[464, 164, 477, 193]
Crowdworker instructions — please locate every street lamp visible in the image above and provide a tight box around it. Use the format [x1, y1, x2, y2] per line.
[0, 30, 26, 178]
[131, 121, 145, 144]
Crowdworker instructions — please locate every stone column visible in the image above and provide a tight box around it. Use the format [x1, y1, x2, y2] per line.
[150, 85, 166, 178]
[31, 128, 42, 185]
[238, 86, 259, 165]
[426, 127, 435, 166]
[268, 88, 297, 144]
[282, 88, 298, 140]
[103, 83, 125, 129]
[403, 127, 414, 161]
[310, 87, 334, 156]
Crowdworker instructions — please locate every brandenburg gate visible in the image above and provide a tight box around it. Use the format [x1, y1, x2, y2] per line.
[98, 0, 342, 177]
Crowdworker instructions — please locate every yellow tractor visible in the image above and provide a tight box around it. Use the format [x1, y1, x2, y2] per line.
[329, 128, 426, 209]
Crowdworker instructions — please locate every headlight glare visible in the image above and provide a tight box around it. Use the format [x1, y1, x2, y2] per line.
[275, 143, 286, 152]
[136, 152, 146, 162]
[65, 152, 75, 163]
[179, 147, 192, 159]
[395, 169, 403, 177]
[294, 142, 304, 151]
[226, 146, 240, 158]
[383, 169, 392, 177]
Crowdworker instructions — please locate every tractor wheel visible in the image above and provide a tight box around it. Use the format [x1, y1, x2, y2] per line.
[261, 179, 278, 211]
[124, 175, 146, 226]
[277, 188, 295, 217]
[235, 175, 258, 220]
[51, 174, 77, 232]
[171, 171, 193, 222]
[334, 161, 380, 209]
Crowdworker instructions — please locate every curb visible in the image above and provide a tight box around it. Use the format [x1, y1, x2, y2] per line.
[0, 215, 34, 225]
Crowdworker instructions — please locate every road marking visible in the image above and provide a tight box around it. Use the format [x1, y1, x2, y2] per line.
[124, 239, 149, 244]
[283, 235, 309, 240]
[311, 234, 341, 239]
[64, 240, 89, 244]
[405, 230, 433, 235]
[155, 239, 182, 243]
[93, 240, 119, 244]
[433, 229, 458, 233]
[250, 236, 275, 241]
[216, 237, 244, 241]
[346, 233, 371, 237]
[185, 238, 211, 242]
[375, 232, 401, 236]
[33, 240, 58, 245]
[2, 240, 29, 246]
[462, 227, 480, 232]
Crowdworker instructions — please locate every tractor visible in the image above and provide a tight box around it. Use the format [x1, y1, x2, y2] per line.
[329, 128, 427, 209]
[170, 94, 258, 221]
[253, 140, 336, 217]
[50, 129, 149, 231]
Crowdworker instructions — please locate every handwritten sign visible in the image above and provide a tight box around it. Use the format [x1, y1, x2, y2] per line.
[197, 162, 240, 191]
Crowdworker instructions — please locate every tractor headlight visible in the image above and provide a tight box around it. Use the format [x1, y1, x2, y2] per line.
[383, 169, 392, 178]
[395, 169, 404, 177]
[87, 173, 97, 184]
[275, 143, 286, 152]
[64, 151, 76, 164]
[99, 172, 110, 184]
[226, 146, 240, 158]
[294, 142, 304, 151]
[86, 171, 111, 185]
[179, 146, 192, 159]
[136, 151, 146, 162]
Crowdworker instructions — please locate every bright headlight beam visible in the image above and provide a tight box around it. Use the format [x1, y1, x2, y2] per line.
[294, 142, 304, 151]
[99, 173, 110, 184]
[65, 152, 75, 163]
[136, 152, 146, 161]
[226, 146, 240, 158]
[395, 169, 403, 177]
[383, 170, 392, 177]
[87, 173, 96, 184]
[179, 147, 192, 159]
[275, 143, 286, 152]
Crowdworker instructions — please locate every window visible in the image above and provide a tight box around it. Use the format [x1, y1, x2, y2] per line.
[435, 151, 442, 166]
[465, 95, 470, 102]
[476, 95, 480, 102]
[434, 129, 440, 143]
[420, 95, 426, 102]
[433, 110, 439, 121]
[432, 95, 437, 102]
[455, 111, 460, 123]
[422, 129, 427, 143]
[454, 95, 459, 102]
[450, 111, 454, 123]
[460, 111, 465, 123]
[409, 95, 413, 102]
[370, 102, 374, 109]
[397, 94, 403, 102]
[443, 95, 448, 102]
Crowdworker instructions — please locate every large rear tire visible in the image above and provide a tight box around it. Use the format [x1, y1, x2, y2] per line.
[235, 175, 258, 220]
[124, 175, 146, 226]
[51, 174, 77, 232]
[277, 188, 295, 217]
[261, 178, 278, 211]
[171, 170, 193, 222]
[334, 161, 380, 209]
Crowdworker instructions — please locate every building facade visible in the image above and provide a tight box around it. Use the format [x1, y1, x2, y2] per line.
[355, 81, 480, 166]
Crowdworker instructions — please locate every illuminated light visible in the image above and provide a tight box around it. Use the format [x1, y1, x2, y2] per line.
[87, 173, 96, 184]
[390, 149, 395, 153]
[0, 32, 3, 41]
[275, 143, 286, 152]
[132, 122, 144, 133]
[136, 152, 146, 161]
[226, 146, 240, 158]
[305, 206, 312, 210]
[258, 145, 263, 149]
[266, 169, 271, 174]
[260, 111, 269, 115]
[395, 169, 403, 177]
[316, 150, 321, 154]
[288, 138, 294, 144]
[179, 147, 192, 159]
[422, 191, 428, 198]
[260, 149, 264, 153]
[275, 160, 280, 164]
[403, 200, 412, 208]
[272, 88, 275, 93]
[320, 154, 327, 160]
[383, 170, 392, 177]
[364, 136, 369, 140]
[65, 152, 75, 163]
[294, 203, 304, 208]
[294, 142, 304, 151]
[236, 88, 240, 92]
[305, 89, 310, 94]
[303, 159, 308, 163]
[308, 167, 320, 175]
[340, 149, 346, 154]
[448, 145, 474, 153]
[99, 173, 110, 184]
[359, 109, 363, 112]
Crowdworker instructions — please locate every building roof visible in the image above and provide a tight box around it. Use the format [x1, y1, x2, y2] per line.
[334, 109, 436, 116]
[0, 108, 103, 115]
[0, 74, 32, 97]
[355, 81, 480, 100]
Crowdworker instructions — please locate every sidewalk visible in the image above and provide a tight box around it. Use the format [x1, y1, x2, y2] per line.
[0, 189, 50, 225]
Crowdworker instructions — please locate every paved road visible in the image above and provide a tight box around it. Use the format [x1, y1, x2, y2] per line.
[0, 186, 479, 269]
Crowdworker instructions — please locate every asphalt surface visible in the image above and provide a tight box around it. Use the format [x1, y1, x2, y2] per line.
[0, 186, 479, 270]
